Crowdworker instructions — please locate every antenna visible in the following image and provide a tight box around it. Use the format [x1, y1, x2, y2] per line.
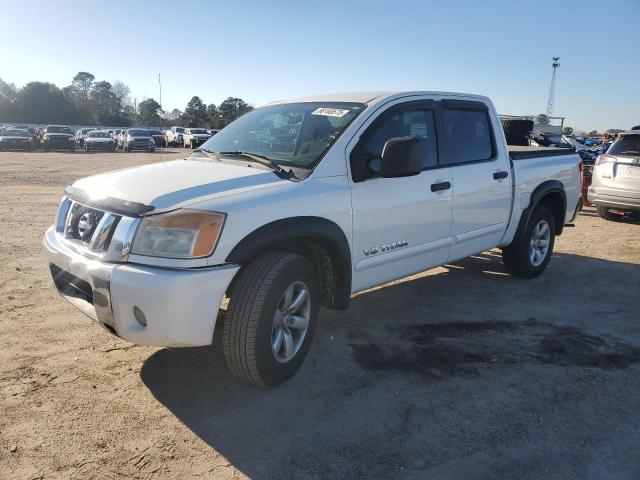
[158, 73, 162, 109]
[546, 57, 560, 117]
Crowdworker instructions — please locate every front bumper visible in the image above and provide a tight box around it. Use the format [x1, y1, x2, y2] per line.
[0, 139, 31, 150]
[43, 227, 239, 347]
[44, 139, 75, 149]
[86, 142, 116, 150]
[587, 187, 640, 212]
[126, 141, 155, 151]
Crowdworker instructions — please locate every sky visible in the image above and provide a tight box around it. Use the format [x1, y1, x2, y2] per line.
[0, 0, 638, 131]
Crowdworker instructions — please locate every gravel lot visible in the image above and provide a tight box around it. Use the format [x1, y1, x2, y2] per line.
[1, 149, 639, 480]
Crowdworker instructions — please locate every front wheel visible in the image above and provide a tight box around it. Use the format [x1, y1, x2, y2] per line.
[502, 205, 555, 278]
[223, 252, 319, 387]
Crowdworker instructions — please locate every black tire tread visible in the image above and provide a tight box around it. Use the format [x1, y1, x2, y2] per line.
[502, 205, 555, 279]
[223, 252, 303, 387]
[597, 205, 619, 221]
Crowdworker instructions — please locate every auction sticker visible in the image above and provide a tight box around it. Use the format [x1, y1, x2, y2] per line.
[311, 108, 350, 117]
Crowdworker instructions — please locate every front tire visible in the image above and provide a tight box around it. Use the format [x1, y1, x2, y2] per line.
[223, 252, 319, 387]
[502, 205, 556, 278]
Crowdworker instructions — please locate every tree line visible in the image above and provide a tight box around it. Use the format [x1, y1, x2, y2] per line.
[0, 72, 253, 128]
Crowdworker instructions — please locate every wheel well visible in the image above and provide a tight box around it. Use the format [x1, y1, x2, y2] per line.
[225, 218, 352, 311]
[537, 191, 565, 235]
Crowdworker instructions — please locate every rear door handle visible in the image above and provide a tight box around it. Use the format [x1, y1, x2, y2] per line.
[493, 170, 509, 180]
[430, 181, 451, 192]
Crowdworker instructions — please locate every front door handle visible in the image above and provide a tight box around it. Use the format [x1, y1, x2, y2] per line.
[430, 181, 451, 192]
[493, 170, 509, 180]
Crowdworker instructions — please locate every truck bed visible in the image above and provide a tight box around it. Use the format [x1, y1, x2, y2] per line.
[509, 145, 577, 160]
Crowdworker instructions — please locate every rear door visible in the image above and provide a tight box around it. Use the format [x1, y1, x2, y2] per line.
[440, 99, 512, 262]
[348, 98, 453, 292]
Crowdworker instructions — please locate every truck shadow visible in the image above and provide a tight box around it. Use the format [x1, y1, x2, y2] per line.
[140, 251, 640, 479]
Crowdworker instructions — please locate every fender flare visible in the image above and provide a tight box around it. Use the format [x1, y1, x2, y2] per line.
[513, 180, 567, 245]
[226, 216, 352, 309]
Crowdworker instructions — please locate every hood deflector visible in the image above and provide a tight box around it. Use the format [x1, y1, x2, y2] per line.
[65, 185, 155, 217]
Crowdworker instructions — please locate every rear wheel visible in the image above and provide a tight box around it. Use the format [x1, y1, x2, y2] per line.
[223, 252, 319, 387]
[597, 206, 622, 222]
[502, 205, 555, 278]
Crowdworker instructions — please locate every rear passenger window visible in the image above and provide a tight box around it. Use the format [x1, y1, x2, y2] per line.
[443, 109, 493, 164]
[361, 108, 438, 172]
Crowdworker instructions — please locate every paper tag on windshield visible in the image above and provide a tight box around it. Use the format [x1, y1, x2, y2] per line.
[311, 107, 350, 117]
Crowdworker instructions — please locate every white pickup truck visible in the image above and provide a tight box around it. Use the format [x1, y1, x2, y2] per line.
[43, 91, 581, 387]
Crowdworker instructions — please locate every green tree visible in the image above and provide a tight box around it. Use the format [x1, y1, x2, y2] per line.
[89, 81, 120, 124]
[184, 96, 208, 127]
[0, 78, 18, 121]
[71, 71, 95, 101]
[13, 82, 75, 123]
[207, 103, 221, 128]
[562, 126, 574, 135]
[138, 98, 163, 126]
[218, 97, 253, 125]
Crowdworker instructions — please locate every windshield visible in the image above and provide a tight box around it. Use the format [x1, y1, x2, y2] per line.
[608, 135, 640, 156]
[190, 129, 208, 134]
[199, 102, 365, 168]
[128, 129, 149, 136]
[47, 126, 73, 134]
[88, 131, 110, 138]
[175, 127, 185, 133]
[3, 129, 28, 136]
[150, 130, 163, 135]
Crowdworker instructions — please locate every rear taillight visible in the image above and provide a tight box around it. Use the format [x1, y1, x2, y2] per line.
[595, 154, 615, 165]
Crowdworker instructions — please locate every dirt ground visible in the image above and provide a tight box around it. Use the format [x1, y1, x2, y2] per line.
[1, 149, 639, 480]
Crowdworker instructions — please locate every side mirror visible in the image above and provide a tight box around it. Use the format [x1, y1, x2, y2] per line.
[380, 136, 422, 178]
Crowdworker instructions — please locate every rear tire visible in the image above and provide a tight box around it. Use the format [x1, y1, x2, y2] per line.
[502, 205, 555, 278]
[597, 206, 621, 222]
[223, 252, 319, 387]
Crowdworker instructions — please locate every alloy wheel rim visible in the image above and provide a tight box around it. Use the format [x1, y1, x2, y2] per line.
[271, 281, 311, 363]
[529, 220, 551, 267]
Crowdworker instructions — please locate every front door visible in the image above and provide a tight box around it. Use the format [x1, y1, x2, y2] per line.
[348, 99, 453, 292]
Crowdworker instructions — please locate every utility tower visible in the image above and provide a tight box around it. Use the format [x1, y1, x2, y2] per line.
[546, 57, 560, 117]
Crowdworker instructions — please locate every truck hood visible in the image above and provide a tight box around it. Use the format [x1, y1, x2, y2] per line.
[69, 158, 287, 213]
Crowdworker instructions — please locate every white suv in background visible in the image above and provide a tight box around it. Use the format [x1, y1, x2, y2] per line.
[588, 130, 640, 221]
[183, 128, 211, 148]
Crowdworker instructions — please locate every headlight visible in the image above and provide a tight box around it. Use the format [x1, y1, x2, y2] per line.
[68, 137, 75, 141]
[131, 210, 225, 258]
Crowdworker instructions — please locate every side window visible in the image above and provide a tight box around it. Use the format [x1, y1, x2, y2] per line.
[442, 108, 493, 164]
[352, 107, 438, 180]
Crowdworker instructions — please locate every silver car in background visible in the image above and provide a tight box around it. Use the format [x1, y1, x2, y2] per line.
[588, 130, 640, 221]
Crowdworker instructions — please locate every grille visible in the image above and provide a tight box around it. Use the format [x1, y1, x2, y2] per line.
[66, 204, 105, 242]
[57, 198, 121, 254]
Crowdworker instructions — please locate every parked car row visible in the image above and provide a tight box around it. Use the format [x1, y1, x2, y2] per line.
[1, 124, 219, 152]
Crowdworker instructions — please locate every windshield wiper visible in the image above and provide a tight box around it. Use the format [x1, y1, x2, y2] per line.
[217, 150, 294, 179]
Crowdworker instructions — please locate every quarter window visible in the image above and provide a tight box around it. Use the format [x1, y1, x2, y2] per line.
[442, 109, 493, 164]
